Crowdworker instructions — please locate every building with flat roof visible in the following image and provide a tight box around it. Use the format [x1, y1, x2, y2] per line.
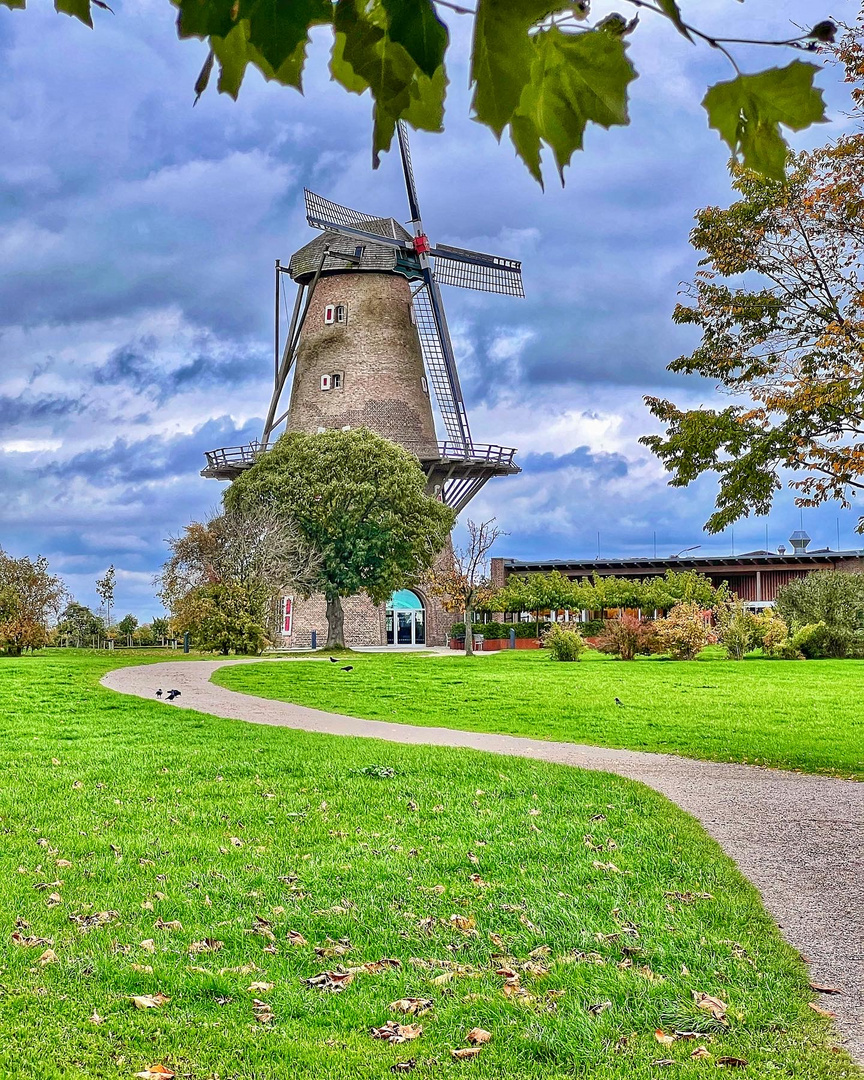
[492, 531, 864, 609]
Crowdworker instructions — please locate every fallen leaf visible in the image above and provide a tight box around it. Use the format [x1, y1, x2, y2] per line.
[691, 1046, 711, 1059]
[390, 1061, 417, 1074]
[248, 981, 274, 992]
[651, 1060, 675, 1068]
[810, 982, 843, 995]
[46, 893, 63, 908]
[693, 992, 727, 1019]
[72, 780, 83, 789]
[287, 930, 308, 947]
[38, 948, 58, 965]
[371, 1021, 423, 1044]
[220, 962, 260, 976]
[390, 998, 433, 1016]
[55, 859, 72, 869]
[140, 939, 156, 953]
[11, 933, 52, 948]
[449, 914, 476, 933]
[134, 1067, 175, 1080]
[466, 1027, 491, 1044]
[89, 1011, 104, 1025]
[131, 964, 154, 974]
[587, 1000, 612, 1015]
[304, 970, 354, 993]
[132, 993, 170, 1010]
[717, 1058, 748, 1068]
[451, 1047, 482, 1060]
[809, 1003, 836, 1018]
[655, 1030, 676, 1046]
[155, 918, 183, 933]
[189, 938, 223, 954]
[70, 910, 119, 932]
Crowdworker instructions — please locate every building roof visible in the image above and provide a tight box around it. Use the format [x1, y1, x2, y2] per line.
[503, 549, 864, 574]
[289, 220, 419, 282]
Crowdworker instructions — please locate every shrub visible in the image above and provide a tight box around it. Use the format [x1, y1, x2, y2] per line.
[654, 601, 713, 660]
[596, 614, 658, 660]
[775, 571, 864, 655]
[541, 624, 586, 661]
[715, 601, 760, 660]
[788, 621, 852, 660]
[757, 608, 790, 657]
[450, 621, 549, 640]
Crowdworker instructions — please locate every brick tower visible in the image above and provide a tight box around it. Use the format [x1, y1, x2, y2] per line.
[202, 123, 524, 648]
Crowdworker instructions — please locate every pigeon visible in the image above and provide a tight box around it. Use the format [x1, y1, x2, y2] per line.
[166, 689, 181, 701]
[329, 657, 339, 663]
[155, 689, 163, 698]
[341, 666, 354, 672]
[614, 697, 624, 707]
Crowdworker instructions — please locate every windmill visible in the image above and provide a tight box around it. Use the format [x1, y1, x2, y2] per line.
[202, 122, 523, 513]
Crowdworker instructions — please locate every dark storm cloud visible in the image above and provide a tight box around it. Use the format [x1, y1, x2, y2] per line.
[520, 446, 629, 478]
[0, 391, 84, 424]
[92, 341, 268, 401]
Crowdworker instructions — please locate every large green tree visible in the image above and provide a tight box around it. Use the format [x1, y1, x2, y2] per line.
[225, 428, 455, 648]
[643, 19, 864, 532]
[0, 550, 67, 656]
[2, 0, 838, 184]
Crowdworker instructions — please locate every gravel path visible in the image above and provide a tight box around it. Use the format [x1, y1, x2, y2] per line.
[102, 657, 864, 1063]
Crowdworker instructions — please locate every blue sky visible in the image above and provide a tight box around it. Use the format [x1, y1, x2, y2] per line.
[0, 0, 859, 621]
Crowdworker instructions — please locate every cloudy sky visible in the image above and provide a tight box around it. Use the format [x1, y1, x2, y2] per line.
[0, 0, 859, 620]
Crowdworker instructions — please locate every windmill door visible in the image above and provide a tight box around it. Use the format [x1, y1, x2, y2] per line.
[386, 589, 426, 646]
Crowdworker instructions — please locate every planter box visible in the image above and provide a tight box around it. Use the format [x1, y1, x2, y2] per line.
[482, 638, 541, 651]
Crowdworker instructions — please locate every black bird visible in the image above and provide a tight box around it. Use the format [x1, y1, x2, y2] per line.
[614, 697, 624, 707]
[341, 666, 354, 672]
[329, 657, 339, 663]
[155, 689, 163, 698]
[166, 689, 181, 701]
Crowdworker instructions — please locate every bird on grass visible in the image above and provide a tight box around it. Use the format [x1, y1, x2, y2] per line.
[155, 689, 163, 698]
[329, 657, 339, 663]
[166, 689, 181, 701]
[614, 697, 624, 707]
[341, 666, 354, 672]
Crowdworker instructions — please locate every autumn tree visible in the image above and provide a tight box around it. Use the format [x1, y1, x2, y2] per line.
[2, 1, 837, 184]
[654, 601, 713, 660]
[0, 550, 67, 656]
[643, 21, 864, 532]
[95, 565, 116, 629]
[226, 429, 454, 649]
[428, 518, 502, 657]
[158, 504, 318, 655]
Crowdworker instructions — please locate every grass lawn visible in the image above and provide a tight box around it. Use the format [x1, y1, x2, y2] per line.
[214, 650, 864, 780]
[0, 650, 856, 1079]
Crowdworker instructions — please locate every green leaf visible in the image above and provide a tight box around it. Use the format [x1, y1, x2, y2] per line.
[212, 23, 249, 99]
[470, 0, 558, 137]
[175, 0, 237, 41]
[509, 113, 543, 187]
[381, 0, 447, 79]
[330, 31, 370, 95]
[656, 0, 692, 42]
[703, 61, 827, 181]
[244, 0, 329, 73]
[55, 0, 92, 26]
[513, 27, 637, 183]
[1, 0, 28, 10]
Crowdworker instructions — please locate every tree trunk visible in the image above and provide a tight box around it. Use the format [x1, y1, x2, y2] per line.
[464, 608, 474, 656]
[326, 594, 346, 649]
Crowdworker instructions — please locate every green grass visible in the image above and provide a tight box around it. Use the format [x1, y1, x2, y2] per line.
[0, 651, 856, 1078]
[214, 650, 864, 779]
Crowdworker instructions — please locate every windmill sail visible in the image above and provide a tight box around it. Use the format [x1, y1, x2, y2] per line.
[411, 282, 471, 451]
[304, 189, 409, 249]
[432, 244, 524, 296]
[397, 120, 422, 226]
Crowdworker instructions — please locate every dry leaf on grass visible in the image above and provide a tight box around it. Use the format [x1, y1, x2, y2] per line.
[89, 1012, 104, 1025]
[140, 939, 156, 953]
[55, 859, 72, 869]
[70, 910, 120, 933]
[466, 1028, 491, 1045]
[371, 1021, 423, 1044]
[248, 982, 274, 992]
[134, 1067, 175, 1079]
[448, 915, 476, 933]
[154, 918, 182, 933]
[46, 893, 62, 909]
[654, 1030, 676, 1046]
[131, 963, 154, 974]
[390, 998, 433, 1016]
[693, 992, 727, 1019]
[220, 962, 260, 976]
[304, 970, 354, 993]
[189, 938, 223, 954]
[358, 958, 402, 974]
[390, 1061, 417, 1074]
[451, 1047, 482, 1060]
[691, 1046, 712, 1059]
[252, 999, 273, 1023]
[38, 949, 58, 965]
[717, 1058, 748, 1068]
[587, 1001, 612, 1016]
[11, 933, 52, 948]
[809, 1003, 837, 1018]
[652, 1060, 675, 1068]
[287, 930, 308, 947]
[810, 983, 843, 995]
[132, 993, 170, 1010]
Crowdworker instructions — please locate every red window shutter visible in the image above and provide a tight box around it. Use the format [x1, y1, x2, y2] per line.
[283, 597, 293, 635]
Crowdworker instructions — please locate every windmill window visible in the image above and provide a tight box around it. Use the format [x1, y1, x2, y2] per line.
[324, 304, 335, 325]
[320, 374, 332, 391]
[332, 371, 343, 389]
[335, 304, 347, 324]
[421, 376, 428, 394]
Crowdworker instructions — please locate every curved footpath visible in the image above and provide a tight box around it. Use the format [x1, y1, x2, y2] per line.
[103, 658, 864, 1063]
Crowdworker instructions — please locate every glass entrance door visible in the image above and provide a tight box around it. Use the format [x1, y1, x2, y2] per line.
[386, 590, 426, 646]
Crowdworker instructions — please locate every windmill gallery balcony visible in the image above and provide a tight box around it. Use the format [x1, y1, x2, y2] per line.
[201, 439, 519, 513]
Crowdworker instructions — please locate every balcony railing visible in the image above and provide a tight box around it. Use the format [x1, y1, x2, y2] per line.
[203, 439, 517, 473]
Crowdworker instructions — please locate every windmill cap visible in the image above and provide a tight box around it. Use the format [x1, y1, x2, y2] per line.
[289, 220, 416, 282]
